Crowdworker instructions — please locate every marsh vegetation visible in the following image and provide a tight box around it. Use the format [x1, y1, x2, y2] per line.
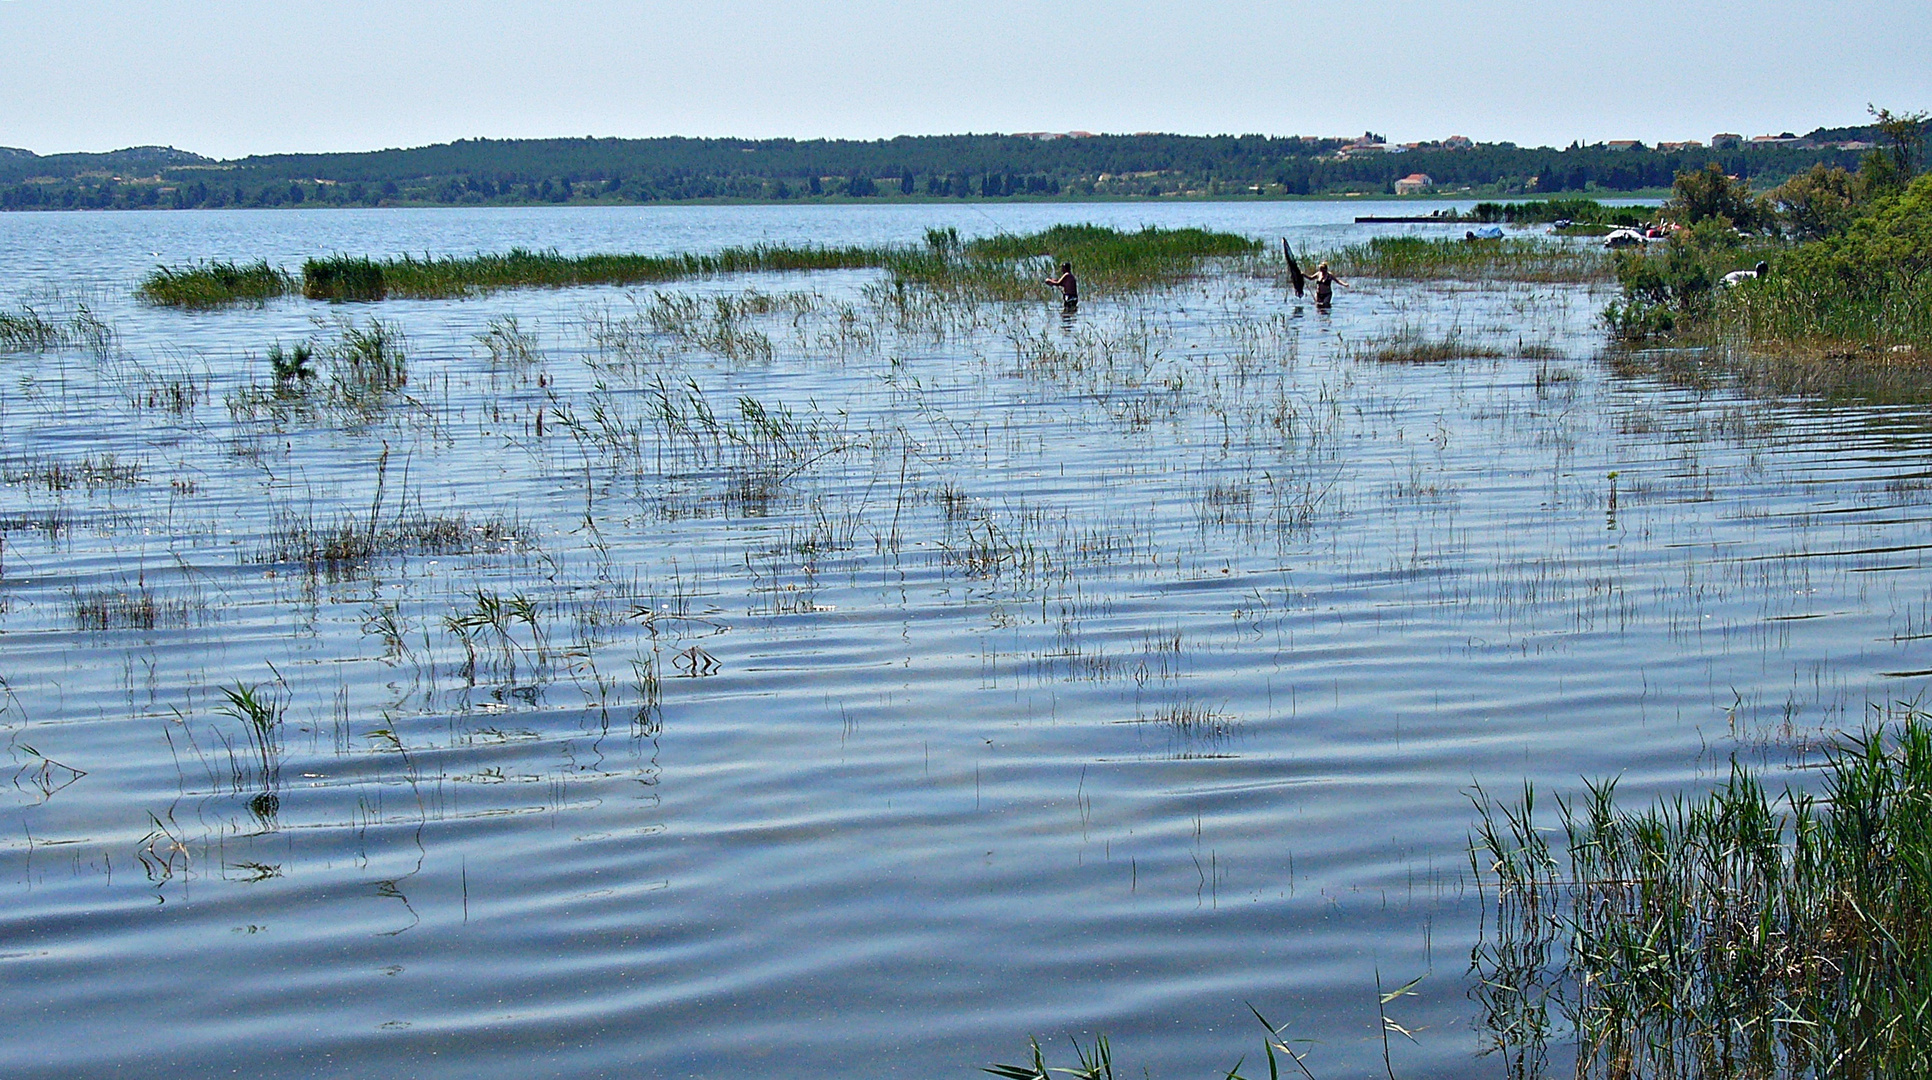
[139, 224, 1259, 307]
[5, 199, 1932, 1077]
[1472, 714, 1932, 1079]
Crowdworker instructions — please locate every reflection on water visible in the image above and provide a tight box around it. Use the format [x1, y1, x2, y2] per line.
[1, 203, 1929, 1079]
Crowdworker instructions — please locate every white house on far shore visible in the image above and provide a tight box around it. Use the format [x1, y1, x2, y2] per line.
[1394, 173, 1433, 195]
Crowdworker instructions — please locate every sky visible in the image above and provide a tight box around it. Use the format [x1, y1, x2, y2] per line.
[1, 1, 1927, 159]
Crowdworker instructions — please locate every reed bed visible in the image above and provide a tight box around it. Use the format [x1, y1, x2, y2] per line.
[139, 226, 1258, 307]
[325, 245, 897, 301]
[1471, 715, 1932, 1079]
[136, 260, 293, 308]
[1328, 236, 1613, 284]
[1722, 273, 1932, 355]
[892, 224, 1259, 300]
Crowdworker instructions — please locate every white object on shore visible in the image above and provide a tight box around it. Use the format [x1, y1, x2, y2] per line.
[1603, 229, 1648, 249]
[1720, 260, 1771, 287]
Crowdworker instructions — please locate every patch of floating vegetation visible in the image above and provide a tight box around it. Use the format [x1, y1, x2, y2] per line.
[1471, 712, 1932, 1079]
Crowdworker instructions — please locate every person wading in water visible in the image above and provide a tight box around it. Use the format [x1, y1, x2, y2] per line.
[1044, 261, 1078, 310]
[1309, 261, 1346, 308]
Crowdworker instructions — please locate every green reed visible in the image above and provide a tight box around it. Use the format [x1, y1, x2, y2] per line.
[136, 260, 293, 308]
[1328, 236, 1613, 284]
[1721, 271, 1932, 354]
[337, 245, 895, 300]
[1, 304, 115, 354]
[140, 226, 1256, 307]
[303, 254, 388, 301]
[1471, 713, 1932, 1079]
[1346, 326, 1510, 364]
[892, 224, 1260, 300]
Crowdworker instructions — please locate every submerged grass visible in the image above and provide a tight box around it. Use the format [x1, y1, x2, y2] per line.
[1328, 236, 1613, 284]
[1471, 714, 1932, 1079]
[1347, 327, 1510, 364]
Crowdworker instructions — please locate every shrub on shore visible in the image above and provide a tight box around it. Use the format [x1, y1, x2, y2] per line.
[1607, 139, 1932, 358]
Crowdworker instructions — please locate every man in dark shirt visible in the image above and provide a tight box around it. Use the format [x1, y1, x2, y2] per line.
[1044, 262, 1078, 307]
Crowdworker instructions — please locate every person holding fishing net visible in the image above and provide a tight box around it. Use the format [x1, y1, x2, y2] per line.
[1282, 240, 1346, 308]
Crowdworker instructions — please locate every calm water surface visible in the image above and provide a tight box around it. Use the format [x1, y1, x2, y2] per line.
[2, 202, 1927, 1079]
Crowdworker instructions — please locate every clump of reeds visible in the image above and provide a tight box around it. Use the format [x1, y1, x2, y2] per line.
[215, 682, 284, 794]
[1, 453, 143, 490]
[303, 255, 387, 302]
[892, 223, 1259, 300]
[258, 507, 530, 575]
[1470, 714, 1932, 1079]
[268, 342, 316, 385]
[1, 304, 117, 353]
[70, 585, 196, 631]
[331, 319, 407, 396]
[1328, 236, 1612, 284]
[0, 308, 65, 351]
[476, 316, 539, 366]
[1346, 327, 1507, 364]
[321, 245, 893, 301]
[137, 260, 293, 308]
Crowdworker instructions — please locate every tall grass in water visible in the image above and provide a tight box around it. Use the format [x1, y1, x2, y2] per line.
[303, 255, 387, 301]
[331, 245, 894, 300]
[137, 260, 292, 308]
[1, 304, 116, 353]
[1471, 715, 1932, 1079]
[1329, 236, 1612, 284]
[1724, 271, 1932, 355]
[892, 224, 1260, 299]
[144, 227, 1253, 305]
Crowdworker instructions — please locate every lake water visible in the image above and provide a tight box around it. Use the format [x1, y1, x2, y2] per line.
[2, 201, 1927, 1079]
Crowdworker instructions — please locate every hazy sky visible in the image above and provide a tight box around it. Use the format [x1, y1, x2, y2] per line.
[1, 1, 1926, 158]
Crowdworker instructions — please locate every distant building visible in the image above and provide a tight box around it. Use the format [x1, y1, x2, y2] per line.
[1442, 135, 1474, 149]
[1711, 133, 1743, 148]
[1656, 140, 1704, 151]
[1394, 173, 1434, 195]
[1336, 138, 1390, 158]
[1749, 133, 1804, 146]
[1605, 140, 1643, 152]
[1839, 140, 1876, 152]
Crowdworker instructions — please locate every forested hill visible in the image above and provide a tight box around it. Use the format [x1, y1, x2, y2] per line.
[0, 127, 1880, 211]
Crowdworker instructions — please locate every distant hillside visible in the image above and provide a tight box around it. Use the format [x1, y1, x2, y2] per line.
[0, 130, 1882, 211]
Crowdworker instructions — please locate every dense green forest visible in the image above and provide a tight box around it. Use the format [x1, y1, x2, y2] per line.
[0, 127, 1880, 211]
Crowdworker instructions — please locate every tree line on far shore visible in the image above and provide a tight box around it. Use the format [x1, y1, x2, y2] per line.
[0, 126, 1898, 211]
